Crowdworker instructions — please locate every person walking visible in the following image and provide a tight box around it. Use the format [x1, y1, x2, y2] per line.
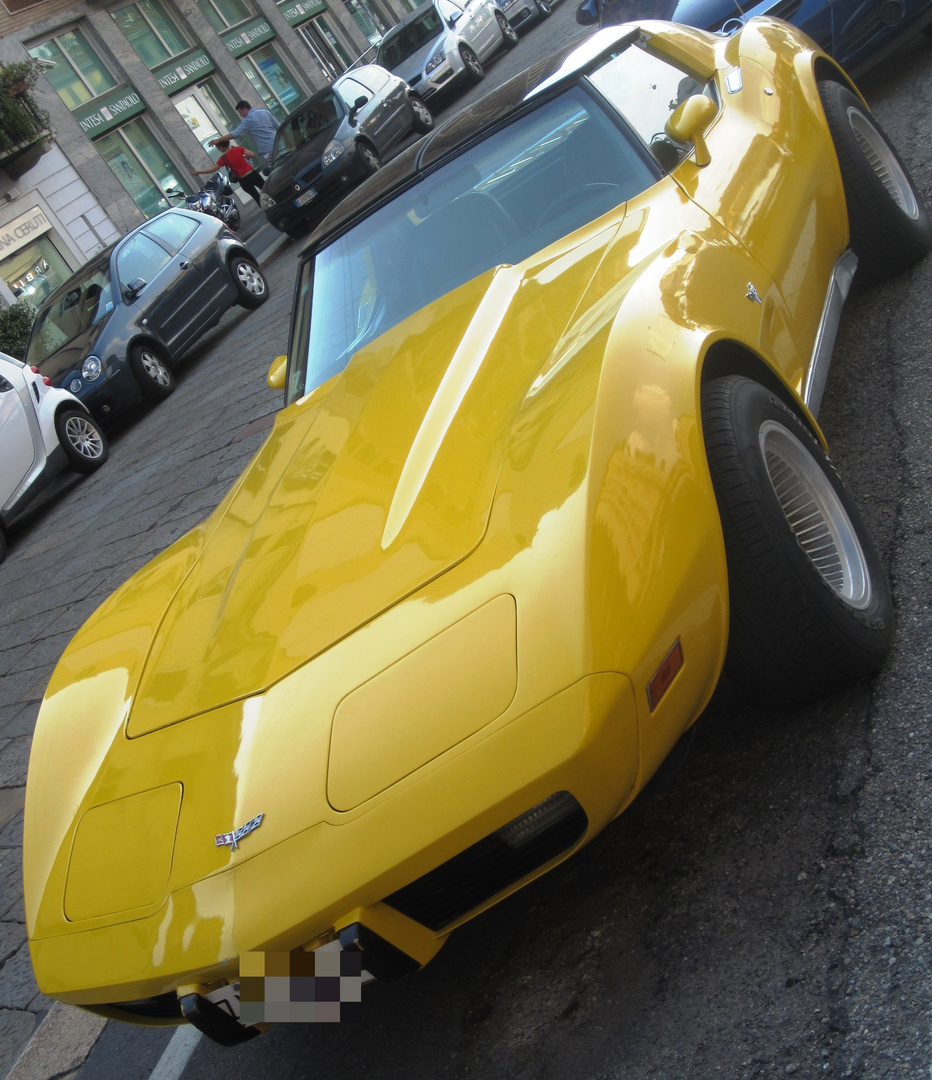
[191, 139, 264, 206]
[212, 102, 280, 169]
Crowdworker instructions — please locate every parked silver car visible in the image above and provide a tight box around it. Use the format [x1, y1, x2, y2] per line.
[0, 352, 108, 562]
[377, 0, 518, 101]
[261, 65, 435, 239]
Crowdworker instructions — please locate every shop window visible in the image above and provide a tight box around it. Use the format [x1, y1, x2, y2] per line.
[112, 0, 189, 67]
[29, 30, 117, 110]
[343, 0, 391, 41]
[2, 236, 72, 309]
[196, 0, 254, 33]
[238, 45, 302, 120]
[296, 17, 351, 80]
[96, 117, 191, 219]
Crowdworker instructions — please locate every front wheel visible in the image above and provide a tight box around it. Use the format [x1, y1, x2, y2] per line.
[819, 79, 931, 282]
[129, 344, 175, 402]
[702, 376, 893, 705]
[357, 140, 382, 177]
[496, 11, 519, 47]
[55, 408, 109, 474]
[537, 0, 552, 15]
[460, 46, 484, 84]
[409, 95, 434, 134]
[230, 255, 268, 309]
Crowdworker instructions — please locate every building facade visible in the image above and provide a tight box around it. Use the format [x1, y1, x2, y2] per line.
[0, 0, 414, 305]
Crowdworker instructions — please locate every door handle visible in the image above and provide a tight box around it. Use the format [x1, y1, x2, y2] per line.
[179, 260, 190, 270]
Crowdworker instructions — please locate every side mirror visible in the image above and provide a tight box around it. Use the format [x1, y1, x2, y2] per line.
[448, 10, 460, 24]
[267, 354, 287, 390]
[348, 94, 369, 126]
[665, 95, 717, 168]
[123, 277, 147, 301]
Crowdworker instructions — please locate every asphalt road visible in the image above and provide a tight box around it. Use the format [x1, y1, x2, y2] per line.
[3, 5, 932, 1078]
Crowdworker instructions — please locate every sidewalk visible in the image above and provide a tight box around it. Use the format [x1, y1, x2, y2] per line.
[0, 217, 295, 1080]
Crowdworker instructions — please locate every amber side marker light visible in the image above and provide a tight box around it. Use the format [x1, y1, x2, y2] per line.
[647, 639, 684, 712]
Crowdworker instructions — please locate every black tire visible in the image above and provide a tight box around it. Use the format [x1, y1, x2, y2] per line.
[819, 79, 932, 283]
[537, 0, 552, 15]
[496, 11, 519, 47]
[409, 94, 434, 134]
[230, 255, 268, 309]
[129, 343, 175, 402]
[357, 140, 382, 176]
[460, 45, 484, 84]
[0, 525, 7, 565]
[223, 203, 241, 231]
[55, 408, 109, 474]
[702, 375, 893, 705]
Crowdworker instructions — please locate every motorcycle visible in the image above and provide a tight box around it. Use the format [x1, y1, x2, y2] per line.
[165, 169, 241, 231]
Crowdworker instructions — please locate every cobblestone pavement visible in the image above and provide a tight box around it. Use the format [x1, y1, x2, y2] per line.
[0, 232, 302, 1078]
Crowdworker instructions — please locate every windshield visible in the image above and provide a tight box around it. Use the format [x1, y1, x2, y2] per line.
[272, 93, 341, 164]
[26, 263, 114, 367]
[377, 8, 444, 68]
[285, 82, 659, 405]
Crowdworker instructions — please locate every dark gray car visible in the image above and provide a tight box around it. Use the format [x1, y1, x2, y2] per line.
[24, 208, 268, 423]
[260, 65, 434, 240]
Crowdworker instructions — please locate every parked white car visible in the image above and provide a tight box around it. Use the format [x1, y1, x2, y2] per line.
[0, 352, 108, 563]
[376, 0, 518, 101]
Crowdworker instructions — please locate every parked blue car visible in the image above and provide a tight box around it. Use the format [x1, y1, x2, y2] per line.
[576, 0, 932, 74]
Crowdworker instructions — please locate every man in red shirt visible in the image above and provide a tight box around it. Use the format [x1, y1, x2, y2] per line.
[191, 139, 264, 206]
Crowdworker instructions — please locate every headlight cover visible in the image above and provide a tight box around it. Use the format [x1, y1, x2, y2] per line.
[426, 50, 446, 74]
[81, 355, 101, 382]
[260, 192, 276, 210]
[322, 140, 344, 167]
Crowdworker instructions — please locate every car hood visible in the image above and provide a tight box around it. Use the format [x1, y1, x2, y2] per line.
[388, 36, 446, 82]
[32, 321, 109, 384]
[92, 224, 618, 736]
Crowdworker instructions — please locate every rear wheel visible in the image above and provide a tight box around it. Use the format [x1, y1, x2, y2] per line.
[55, 408, 109, 474]
[702, 375, 893, 704]
[496, 11, 519, 46]
[129, 344, 175, 403]
[460, 45, 484, 84]
[230, 255, 268, 309]
[819, 79, 931, 282]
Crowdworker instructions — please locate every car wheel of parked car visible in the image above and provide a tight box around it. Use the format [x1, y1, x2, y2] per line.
[358, 140, 382, 176]
[129, 344, 175, 402]
[702, 375, 893, 705]
[460, 45, 484, 84]
[0, 525, 7, 565]
[55, 408, 109, 474]
[537, 0, 552, 15]
[410, 95, 434, 134]
[496, 11, 520, 46]
[819, 79, 932, 282]
[230, 255, 269, 309]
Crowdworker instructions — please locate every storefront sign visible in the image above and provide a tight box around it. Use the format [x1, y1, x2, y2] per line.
[279, 0, 327, 25]
[73, 87, 146, 137]
[222, 18, 276, 57]
[154, 49, 216, 94]
[0, 206, 51, 259]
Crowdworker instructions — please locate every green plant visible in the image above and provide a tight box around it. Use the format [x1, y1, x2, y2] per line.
[0, 59, 51, 153]
[0, 299, 37, 359]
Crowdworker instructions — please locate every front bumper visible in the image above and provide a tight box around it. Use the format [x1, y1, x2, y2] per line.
[265, 153, 369, 236]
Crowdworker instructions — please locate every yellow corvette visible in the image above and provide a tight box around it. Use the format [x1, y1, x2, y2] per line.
[25, 19, 929, 1045]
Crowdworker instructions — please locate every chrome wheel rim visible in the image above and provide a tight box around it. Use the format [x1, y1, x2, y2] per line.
[461, 49, 481, 76]
[760, 421, 871, 609]
[141, 351, 171, 387]
[360, 145, 380, 171]
[847, 106, 919, 220]
[412, 99, 431, 125]
[63, 415, 104, 460]
[236, 262, 266, 295]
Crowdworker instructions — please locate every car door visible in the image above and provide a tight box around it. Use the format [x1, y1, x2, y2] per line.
[0, 365, 37, 510]
[114, 215, 213, 357]
[340, 69, 407, 153]
[438, 0, 495, 55]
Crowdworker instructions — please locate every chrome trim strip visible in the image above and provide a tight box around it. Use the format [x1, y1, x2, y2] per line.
[803, 249, 859, 418]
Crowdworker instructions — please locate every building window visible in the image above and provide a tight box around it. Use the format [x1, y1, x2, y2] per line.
[238, 44, 302, 119]
[95, 116, 190, 218]
[2, 235, 72, 309]
[111, 0, 189, 67]
[29, 30, 117, 109]
[296, 16, 351, 80]
[196, 0, 254, 32]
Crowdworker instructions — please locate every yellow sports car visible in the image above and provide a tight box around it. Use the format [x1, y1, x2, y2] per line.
[25, 19, 929, 1045]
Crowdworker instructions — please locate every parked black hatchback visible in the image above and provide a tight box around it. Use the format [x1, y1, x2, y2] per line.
[24, 208, 268, 422]
[260, 64, 433, 240]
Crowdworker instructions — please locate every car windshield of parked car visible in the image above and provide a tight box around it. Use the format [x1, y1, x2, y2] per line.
[272, 93, 342, 164]
[25, 265, 114, 367]
[377, 8, 445, 69]
[286, 82, 660, 404]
